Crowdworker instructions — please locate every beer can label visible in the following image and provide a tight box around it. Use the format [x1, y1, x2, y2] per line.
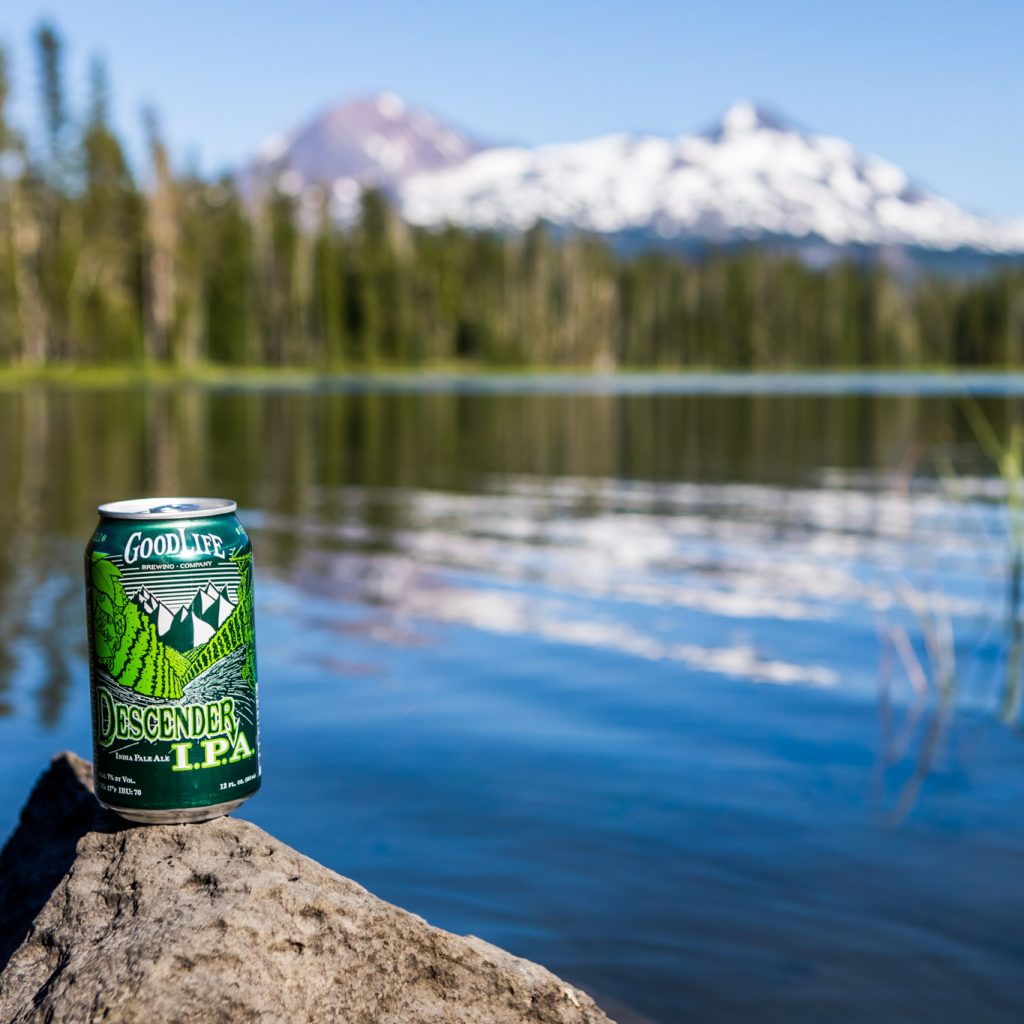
[86, 514, 260, 811]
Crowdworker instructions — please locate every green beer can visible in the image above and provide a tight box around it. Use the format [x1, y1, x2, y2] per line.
[84, 497, 261, 823]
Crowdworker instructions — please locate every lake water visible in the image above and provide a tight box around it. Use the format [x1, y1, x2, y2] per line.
[0, 378, 1022, 1023]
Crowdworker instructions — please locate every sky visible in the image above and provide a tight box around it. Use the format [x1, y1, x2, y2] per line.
[2, 0, 1022, 217]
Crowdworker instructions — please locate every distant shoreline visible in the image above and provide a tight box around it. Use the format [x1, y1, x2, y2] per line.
[1, 364, 1024, 396]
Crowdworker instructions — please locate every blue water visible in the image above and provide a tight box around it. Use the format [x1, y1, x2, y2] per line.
[0, 381, 1022, 1022]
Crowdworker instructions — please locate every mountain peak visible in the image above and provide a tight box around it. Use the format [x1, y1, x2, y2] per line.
[374, 90, 406, 119]
[245, 92, 488, 202]
[706, 99, 796, 139]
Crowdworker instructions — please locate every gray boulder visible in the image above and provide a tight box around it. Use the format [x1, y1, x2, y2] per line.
[0, 753, 613, 1024]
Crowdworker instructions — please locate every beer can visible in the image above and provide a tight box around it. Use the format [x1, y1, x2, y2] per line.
[84, 497, 261, 823]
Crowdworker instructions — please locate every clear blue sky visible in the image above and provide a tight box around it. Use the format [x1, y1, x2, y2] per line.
[3, 0, 1022, 216]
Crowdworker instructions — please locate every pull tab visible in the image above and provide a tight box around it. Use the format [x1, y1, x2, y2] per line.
[147, 503, 202, 514]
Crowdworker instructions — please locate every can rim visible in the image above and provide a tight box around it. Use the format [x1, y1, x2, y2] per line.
[97, 497, 238, 521]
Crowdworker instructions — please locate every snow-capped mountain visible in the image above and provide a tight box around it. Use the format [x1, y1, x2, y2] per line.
[134, 582, 236, 652]
[247, 95, 1024, 254]
[401, 100, 1024, 253]
[244, 92, 487, 216]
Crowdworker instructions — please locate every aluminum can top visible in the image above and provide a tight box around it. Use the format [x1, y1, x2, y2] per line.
[97, 497, 237, 521]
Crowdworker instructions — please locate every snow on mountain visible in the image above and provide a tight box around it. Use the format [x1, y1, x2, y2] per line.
[245, 95, 1024, 253]
[399, 100, 1024, 253]
[244, 92, 488, 218]
[134, 582, 236, 651]
[189, 610, 216, 647]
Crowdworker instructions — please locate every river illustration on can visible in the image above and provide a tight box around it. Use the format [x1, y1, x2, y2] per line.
[85, 498, 261, 824]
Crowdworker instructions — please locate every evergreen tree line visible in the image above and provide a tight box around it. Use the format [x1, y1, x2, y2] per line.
[1, 25, 1023, 371]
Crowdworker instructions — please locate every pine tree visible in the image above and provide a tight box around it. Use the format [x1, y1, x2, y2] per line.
[311, 200, 347, 367]
[142, 108, 178, 363]
[35, 23, 66, 186]
[204, 180, 253, 364]
[74, 58, 144, 363]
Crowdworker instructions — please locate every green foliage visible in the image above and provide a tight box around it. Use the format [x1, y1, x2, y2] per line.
[0, 23, 1022, 370]
[88, 554, 188, 699]
[205, 184, 253, 363]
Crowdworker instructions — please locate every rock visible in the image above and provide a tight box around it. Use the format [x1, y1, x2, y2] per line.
[0, 753, 614, 1024]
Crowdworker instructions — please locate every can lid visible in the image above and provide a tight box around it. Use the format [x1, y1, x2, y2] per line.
[97, 497, 238, 521]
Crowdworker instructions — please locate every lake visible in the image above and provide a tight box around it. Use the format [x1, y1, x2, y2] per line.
[1, 378, 1022, 1023]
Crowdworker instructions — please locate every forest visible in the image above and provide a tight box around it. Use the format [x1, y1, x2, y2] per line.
[1, 24, 1023, 372]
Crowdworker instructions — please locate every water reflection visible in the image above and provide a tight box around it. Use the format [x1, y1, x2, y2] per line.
[0, 384, 1016, 727]
[2, 383, 1023, 1022]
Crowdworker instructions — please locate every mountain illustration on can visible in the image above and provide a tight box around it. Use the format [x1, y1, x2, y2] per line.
[84, 497, 261, 824]
[134, 580, 237, 649]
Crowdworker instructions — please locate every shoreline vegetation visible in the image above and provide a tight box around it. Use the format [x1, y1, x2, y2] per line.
[0, 25, 1022, 375]
[4, 364, 1024, 391]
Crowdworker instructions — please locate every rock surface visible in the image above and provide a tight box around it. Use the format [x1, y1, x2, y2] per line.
[0, 753, 613, 1024]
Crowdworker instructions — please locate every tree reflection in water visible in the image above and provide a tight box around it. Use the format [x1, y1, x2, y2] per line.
[0, 382, 1015, 742]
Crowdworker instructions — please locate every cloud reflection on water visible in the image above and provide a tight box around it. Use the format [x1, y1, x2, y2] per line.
[258, 472, 1008, 699]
